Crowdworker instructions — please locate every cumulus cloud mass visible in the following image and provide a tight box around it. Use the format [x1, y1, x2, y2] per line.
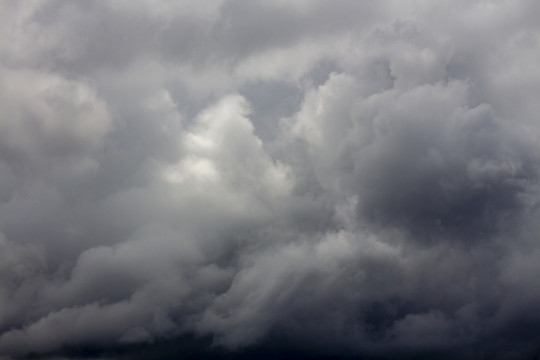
[1, 1, 540, 359]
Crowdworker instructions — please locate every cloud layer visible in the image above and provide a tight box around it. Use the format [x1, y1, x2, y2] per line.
[1, 1, 540, 359]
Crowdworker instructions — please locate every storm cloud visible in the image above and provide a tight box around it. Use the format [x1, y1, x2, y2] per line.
[1, 1, 540, 359]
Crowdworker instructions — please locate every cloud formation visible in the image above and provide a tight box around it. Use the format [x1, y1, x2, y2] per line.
[1, 1, 540, 359]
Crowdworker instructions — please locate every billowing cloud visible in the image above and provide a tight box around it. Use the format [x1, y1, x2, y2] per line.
[1, 1, 540, 359]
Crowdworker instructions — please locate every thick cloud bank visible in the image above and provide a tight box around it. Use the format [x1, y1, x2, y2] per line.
[1, 1, 540, 359]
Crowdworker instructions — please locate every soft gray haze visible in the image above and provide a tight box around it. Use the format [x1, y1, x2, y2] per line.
[1, 1, 540, 359]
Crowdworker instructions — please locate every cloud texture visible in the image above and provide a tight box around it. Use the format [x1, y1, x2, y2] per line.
[1, 1, 540, 359]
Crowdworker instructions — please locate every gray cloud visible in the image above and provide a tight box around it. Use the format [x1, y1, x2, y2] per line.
[1, 1, 540, 359]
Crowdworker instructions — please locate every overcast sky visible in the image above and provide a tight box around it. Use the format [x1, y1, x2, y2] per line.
[1, 1, 540, 359]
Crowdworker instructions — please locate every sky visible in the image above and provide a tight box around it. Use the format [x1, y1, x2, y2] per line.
[1, 1, 540, 359]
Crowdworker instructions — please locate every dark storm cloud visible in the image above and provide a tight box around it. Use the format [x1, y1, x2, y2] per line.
[1, 1, 540, 359]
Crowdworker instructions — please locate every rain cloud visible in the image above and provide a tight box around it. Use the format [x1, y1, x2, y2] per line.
[1, 1, 540, 359]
